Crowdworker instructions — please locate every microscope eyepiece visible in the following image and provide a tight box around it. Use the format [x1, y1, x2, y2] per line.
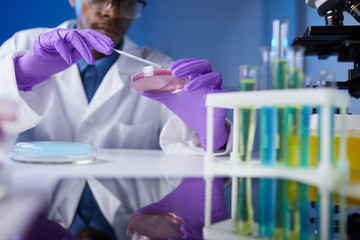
[345, 0, 360, 23]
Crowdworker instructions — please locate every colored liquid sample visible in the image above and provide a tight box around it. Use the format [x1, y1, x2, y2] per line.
[283, 67, 306, 240]
[273, 179, 285, 240]
[272, 59, 287, 90]
[237, 178, 254, 236]
[131, 69, 189, 94]
[289, 68, 304, 89]
[260, 107, 277, 166]
[237, 78, 256, 236]
[300, 107, 311, 167]
[259, 178, 276, 237]
[239, 79, 257, 162]
[299, 107, 311, 240]
[309, 134, 360, 181]
[240, 79, 256, 91]
[299, 183, 310, 240]
[272, 60, 287, 165]
[284, 180, 300, 240]
[259, 107, 277, 238]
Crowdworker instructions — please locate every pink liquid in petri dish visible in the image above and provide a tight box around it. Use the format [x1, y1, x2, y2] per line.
[127, 211, 184, 240]
[131, 66, 189, 94]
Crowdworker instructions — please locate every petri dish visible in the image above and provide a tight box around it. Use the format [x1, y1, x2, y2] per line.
[9, 141, 96, 164]
[131, 65, 189, 94]
[127, 211, 184, 240]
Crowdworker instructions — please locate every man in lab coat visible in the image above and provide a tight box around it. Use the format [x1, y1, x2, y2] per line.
[0, 0, 231, 239]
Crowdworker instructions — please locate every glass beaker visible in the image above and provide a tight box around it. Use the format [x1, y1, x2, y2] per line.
[131, 65, 189, 94]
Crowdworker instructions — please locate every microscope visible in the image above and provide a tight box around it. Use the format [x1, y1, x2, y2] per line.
[292, 0, 360, 98]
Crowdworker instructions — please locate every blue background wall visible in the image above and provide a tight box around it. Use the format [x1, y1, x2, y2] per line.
[1, 0, 359, 113]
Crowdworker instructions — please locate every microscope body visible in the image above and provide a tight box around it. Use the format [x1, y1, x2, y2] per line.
[291, 0, 360, 98]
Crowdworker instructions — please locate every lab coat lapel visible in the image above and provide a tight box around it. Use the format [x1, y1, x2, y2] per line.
[81, 37, 143, 120]
[87, 177, 121, 226]
[84, 61, 126, 119]
[55, 64, 88, 123]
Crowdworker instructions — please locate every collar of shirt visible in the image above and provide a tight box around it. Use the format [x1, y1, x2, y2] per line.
[77, 40, 123, 78]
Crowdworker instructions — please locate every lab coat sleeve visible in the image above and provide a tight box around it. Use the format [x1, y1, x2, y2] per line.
[0, 52, 55, 133]
[0, 29, 56, 134]
[159, 115, 233, 156]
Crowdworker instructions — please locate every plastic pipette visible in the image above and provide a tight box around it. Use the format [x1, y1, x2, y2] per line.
[112, 48, 161, 67]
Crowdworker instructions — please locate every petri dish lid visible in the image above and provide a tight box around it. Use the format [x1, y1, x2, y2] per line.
[131, 65, 189, 94]
[127, 211, 184, 240]
[9, 141, 96, 164]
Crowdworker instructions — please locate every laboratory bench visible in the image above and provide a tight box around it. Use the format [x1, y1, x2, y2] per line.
[8, 148, 207, 191]
[1, 88, 359, 240]
[0, 148, 213, 239]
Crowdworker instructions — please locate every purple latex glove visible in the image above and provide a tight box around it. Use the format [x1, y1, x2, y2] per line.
[18, 212, 76, 240]
[136, 178, 228, 240]
[140, 58, 229, 151]
[14, 28, 114, 91]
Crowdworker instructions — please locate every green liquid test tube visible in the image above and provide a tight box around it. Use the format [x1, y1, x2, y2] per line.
[283, 46, 307, 240]
[270, 56, 287, 240]
[236, 65, 257, 236]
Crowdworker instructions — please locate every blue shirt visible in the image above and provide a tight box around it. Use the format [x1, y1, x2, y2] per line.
[77, 41, 122, 102]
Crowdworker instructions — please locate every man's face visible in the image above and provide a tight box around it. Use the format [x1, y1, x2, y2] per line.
[70, 0, 134, 48]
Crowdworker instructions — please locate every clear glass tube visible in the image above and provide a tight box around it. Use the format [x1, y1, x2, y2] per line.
[316, 70, 336, 239]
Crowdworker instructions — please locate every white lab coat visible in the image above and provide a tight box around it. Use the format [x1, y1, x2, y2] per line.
[0, 20, 232, 239]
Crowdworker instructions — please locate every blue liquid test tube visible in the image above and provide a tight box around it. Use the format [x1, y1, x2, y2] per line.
[258, 46, 277, 238]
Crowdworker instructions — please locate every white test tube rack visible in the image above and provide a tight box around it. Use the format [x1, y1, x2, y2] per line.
[203, 88, 350, 240]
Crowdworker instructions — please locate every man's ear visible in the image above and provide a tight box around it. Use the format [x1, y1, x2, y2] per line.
[68, 0, 75, 8]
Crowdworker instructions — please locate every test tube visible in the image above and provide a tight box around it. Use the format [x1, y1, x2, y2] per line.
[315, 70, 337, 240]
[300, 74, 313, 240]
[271, 20, 289, 168]
[271, 19, 290, 240]
[236, 65, 257, 236]
[238, 65, 258, 163]
[283, 46, 307, 240]
[258, 47, 277, 238]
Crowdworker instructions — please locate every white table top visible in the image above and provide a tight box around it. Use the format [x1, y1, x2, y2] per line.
[1, 148, 210, 238]
[7, 148, 207, 190]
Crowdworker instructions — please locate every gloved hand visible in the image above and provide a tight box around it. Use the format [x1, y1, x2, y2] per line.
[19, 212, 76, 240]
[135, 178, 228, 240]
[14, 28, 114, 91]
[140, 58, 229, 151]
